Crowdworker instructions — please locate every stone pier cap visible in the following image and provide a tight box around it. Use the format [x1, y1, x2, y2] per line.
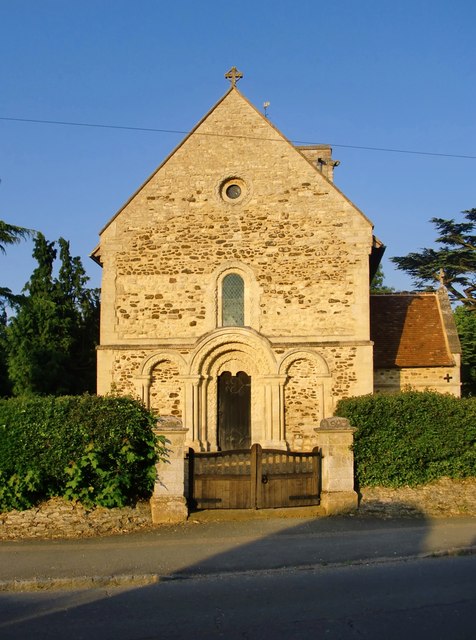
[150, 418, 189, 524]
[314, 415, 358, 515]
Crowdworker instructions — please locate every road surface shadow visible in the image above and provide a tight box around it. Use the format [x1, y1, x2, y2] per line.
[0, 505, 475, 639]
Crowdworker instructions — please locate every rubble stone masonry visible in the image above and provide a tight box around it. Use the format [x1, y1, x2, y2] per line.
[95, 88, 374, 450]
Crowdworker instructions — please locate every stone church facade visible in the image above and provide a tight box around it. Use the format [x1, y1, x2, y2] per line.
[91, 71, 460, 453]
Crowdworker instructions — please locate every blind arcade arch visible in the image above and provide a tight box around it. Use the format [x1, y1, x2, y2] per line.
[135, 331, 333, 452]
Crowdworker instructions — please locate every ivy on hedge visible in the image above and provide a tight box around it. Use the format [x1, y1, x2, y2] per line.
[336, 391, 476, 488]
[0, 395, 166, 511]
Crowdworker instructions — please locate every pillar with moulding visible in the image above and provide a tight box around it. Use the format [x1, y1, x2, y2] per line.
[314, 416, 358, 514]
[150, 421, 188, 524]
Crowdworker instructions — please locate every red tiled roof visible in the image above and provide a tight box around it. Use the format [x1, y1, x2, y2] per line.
[370, 294, 454, 368]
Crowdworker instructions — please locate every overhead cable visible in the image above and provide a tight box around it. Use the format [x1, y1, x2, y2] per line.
[1, 115, 474, 160]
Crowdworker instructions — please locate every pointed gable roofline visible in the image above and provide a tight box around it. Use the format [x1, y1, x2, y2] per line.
[95, 85, 235, 239]
[92, 84, 375, 263]
[233, 87, 375, 228]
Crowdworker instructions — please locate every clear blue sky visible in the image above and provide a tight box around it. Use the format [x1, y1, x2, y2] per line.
[1, 0, 475, 295]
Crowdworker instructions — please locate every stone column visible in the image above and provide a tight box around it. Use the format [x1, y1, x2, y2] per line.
[261, 375, 287, 450]
[150, 424, 188, 524]
[314, 417, 358, 515]
[135, 374, 151, 408]
[200, 376, 211, 450]
[181, 375, 201, 450]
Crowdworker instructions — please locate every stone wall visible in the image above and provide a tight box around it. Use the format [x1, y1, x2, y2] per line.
[0, 498, 153, 541]
[149, 359, 182, 416]
[2, 478, 474, 540]
[374, 366, 461, 397]
[358, 478, 476, 518]
[96, 340, 373, 450]
[97, 88, 372, 379]
[94, 88, 375, 450]
[284, 357, 321, 437]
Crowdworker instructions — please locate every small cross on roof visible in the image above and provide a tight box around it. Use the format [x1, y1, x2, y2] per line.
[225, 66, 243, 87]
[438, 268, 446, 286]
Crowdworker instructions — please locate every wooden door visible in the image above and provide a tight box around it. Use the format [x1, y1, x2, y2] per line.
[217, 371, 251, 450]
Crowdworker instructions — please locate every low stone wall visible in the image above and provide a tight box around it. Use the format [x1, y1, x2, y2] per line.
[1, 478, 474, 540]
[359, 477, 476, 518]
[0, 498, 153, 541]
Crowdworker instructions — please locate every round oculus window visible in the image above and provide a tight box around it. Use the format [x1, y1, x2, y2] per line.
[220, 177, 246, 203]
[225, 184, 241, 199]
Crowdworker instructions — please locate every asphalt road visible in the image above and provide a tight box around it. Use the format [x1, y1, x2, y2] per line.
[1, 516, 475, 588]
[1, 554, 475, 639]
[1, 515, 475, 639]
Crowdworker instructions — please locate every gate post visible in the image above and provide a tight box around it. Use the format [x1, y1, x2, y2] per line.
[150, 421, 189, 524]
[251, 443, 262, 509]
[314, 417, 358, 515]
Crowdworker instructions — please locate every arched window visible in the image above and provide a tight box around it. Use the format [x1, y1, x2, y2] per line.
[222, 273, 244, 326]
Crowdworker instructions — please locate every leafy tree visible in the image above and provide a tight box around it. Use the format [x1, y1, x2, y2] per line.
[391, 208, 476, 309]
[370, 264, 395, 294]
[454, 305, 476, 396]
[5, 233, 99, 396]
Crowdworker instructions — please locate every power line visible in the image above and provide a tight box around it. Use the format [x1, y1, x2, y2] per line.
[1, 115, 475, 160]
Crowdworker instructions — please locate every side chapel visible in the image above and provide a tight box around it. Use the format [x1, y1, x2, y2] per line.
[91, 68, 461, 453]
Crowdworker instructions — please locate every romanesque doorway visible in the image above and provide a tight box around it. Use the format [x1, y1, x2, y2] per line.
[217, 371, 251, 450]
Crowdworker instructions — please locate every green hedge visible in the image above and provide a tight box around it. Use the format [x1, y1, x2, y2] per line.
[336, 391, 476, 488]
[0, 395, 166, 511]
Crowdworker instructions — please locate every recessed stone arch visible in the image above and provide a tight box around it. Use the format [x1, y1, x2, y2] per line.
[278, 350, 332, 450]
[190, 327, 276, 377]
[135, 351, 188, 413]
[185, 328, 284, 450]
[278, 349, 330, 377]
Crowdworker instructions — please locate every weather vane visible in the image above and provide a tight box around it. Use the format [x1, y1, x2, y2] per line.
[225, 66, 243, 87]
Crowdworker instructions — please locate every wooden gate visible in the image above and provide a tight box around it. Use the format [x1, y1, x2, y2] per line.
[187, 444, 320, 510]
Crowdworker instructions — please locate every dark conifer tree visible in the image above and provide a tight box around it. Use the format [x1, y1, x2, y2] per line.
[5, 234, 99, 395]
[392, 208, 476, 309]
[370, 265, 395, 294]
[0, 219, 33, 395]
[454, 306, 476, 396]
[0, 304, 12, 397]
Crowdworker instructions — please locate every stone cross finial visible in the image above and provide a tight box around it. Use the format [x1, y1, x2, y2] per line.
[225, 66, 243, 87]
